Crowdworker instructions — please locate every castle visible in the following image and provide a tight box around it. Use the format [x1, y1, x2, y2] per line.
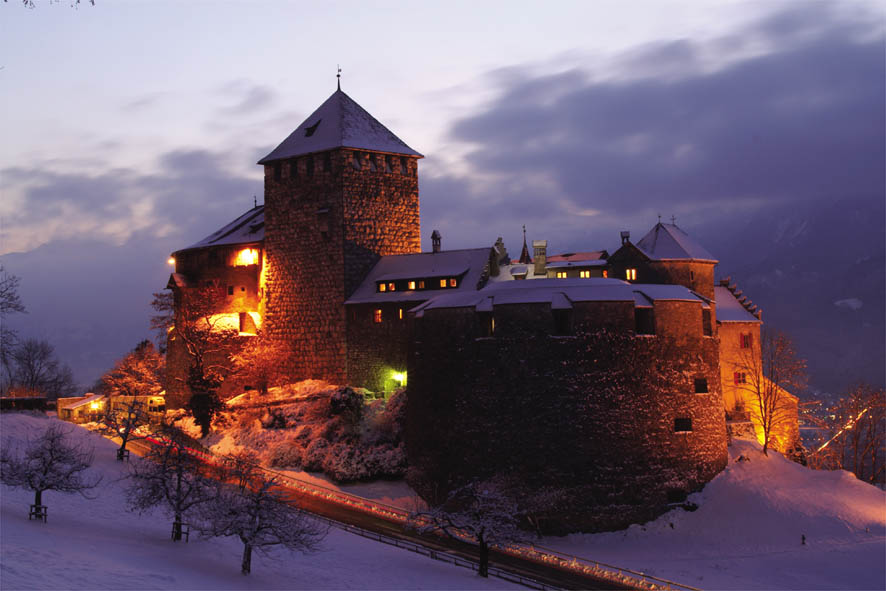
[164, 86, 799, 531]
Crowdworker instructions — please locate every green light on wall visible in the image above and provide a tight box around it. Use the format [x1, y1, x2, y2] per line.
[392, 371, 407, 387]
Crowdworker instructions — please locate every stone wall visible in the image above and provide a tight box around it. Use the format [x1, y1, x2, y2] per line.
[406, 298, 728, 533]
[262, 148, 420, 386]
[607, 245, 716, 300]
[346, 302, 417, 391]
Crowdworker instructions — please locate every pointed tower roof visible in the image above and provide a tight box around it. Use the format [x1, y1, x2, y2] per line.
[518, 225, 532, 264]
[635, 223, 717, 262]
[258, 89, 422, 164]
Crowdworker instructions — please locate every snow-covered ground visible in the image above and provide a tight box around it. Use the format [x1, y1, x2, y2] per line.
[544, 440, 886, 590]
[0, 413, 516, 590]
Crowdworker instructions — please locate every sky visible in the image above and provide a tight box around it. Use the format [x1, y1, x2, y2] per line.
[1, 0, 884, 387]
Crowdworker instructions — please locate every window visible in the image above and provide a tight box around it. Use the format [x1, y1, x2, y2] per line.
[385, 155, 393, 173]
[273, 162, 281, 180]
[398, 308, 404, 320]
[378, 283, 387, 292]
[369, 154, 378, 172]
[449, 278, 457, 287]
[579, 270, 590, 278]
[290, 159, 299, 178]
[388, 282, 396, 292]
[323, 153, 331, 172]
[556, 271, 567, 279]
[478, 312, 494, 337]
[408, 281, 416, 290]
[690, 270, 695, 281]
[674, 418, 693, 432]
[626, 268, 637, 281]
[694, 378, 708, 393]
[740, 333, 753, 349]
[400, 156, 408, 175]
[553, 309, 572, 336]
[418, 280, 425, 289]
[439, 279, 447, 288]
[306, 155, 314, 177]
[602, 269, 609, 278]
[227, 285, 234, 296]
[702, 309, 712, 336]
[635, 308, 655, 335]
[734, 372, 747, 385]
[352, 152, 362, 170]
[373, 309, 382, 323]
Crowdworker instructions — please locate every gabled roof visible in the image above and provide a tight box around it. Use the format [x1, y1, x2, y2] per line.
[636, 223, 717, 262]
[345, 248, 492, 305]
[412, 277, 707, 314]
[258, 89, 422, 163]
[715, 286, 761, 323]
[174, 206, 264, 254]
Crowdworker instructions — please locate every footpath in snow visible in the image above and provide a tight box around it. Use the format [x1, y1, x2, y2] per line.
[0, 413, 517, 591]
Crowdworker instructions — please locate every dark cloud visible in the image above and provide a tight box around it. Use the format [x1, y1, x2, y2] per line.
[216, 80, 277, 115]
[423, 5, 884, 253]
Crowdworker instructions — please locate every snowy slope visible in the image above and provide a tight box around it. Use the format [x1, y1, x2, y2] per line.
[545, 440, 886, 590]
[0, 413, 516, 590]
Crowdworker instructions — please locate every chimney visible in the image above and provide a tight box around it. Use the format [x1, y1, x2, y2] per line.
[532, 240, 547, 276]
[431, 230, 442, 253]
[620, 231, 630, 245]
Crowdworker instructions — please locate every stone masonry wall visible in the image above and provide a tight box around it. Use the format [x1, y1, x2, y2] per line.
[263, 149, 419, 386]
[406, 299, 728, 534]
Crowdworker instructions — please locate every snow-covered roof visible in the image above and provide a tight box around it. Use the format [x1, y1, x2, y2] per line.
[66, 394, 105, 410]
[412, 277, 707, 314]
[546, 259, 607, 269]
[258, 89, 422, 163]
[345, 248, 493, 305]
[175, 206, 264, 254]
[636, 223, 717, 262]
[715, 286, 761, 323]
[546, 251, 607, 263]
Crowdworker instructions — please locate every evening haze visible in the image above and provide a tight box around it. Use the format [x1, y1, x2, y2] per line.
[1, 1, 884, 392]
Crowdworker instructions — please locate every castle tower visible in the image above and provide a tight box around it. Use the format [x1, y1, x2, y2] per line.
[258, 88, 422, 384]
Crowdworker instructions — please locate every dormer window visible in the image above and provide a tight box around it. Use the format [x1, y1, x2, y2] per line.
[626, 268, 637, 281]
[449, 278, 457, 287]
[408, 281, 416, 290]
[418, 280, 425, 289]
[439, 279, 447, 288]
[378, 283, 387, 293]
[352, 152, 362, 170]
[388, 283, 396, 292]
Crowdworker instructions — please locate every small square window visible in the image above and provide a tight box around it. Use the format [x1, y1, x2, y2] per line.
[240, 286, 246, 292]
[449, 278, 457, 287]
[439, 279, 447, 288]
[674, 418, 693, 432]
[556, 271, 567, 279]
[388, 283, 396, 292]
[418, 280, 425, 289]
[580, 270, 590, 278]
[694, 378, 708, 393]
[373, 309, 382, 323]
[408, 281, 416, 290]
[734, 372, 747, 385]
[602, 269, 609, 278]
[378, 283, 387, 293]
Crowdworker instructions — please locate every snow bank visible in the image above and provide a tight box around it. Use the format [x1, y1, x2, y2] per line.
[0, 412, 516, 590]
[544, 440, 886, 590]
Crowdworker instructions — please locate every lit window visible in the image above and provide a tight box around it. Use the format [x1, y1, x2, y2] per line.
[373, 309, 382, 323]
[449, 278, 457, 287]
[388, 283, 396, 292]
[674, 418, 693, 432]
[580, 270, 590, 278]
[418, 280, 425, 289]
[408, 281, 416, 290]
[602, 270, 609, 278]
[556, 271, 567, 279]
[378, 283, 387, 292]
[398, 308, 404, 320]
[626, 268, 637, 281]
[439, 279, 447, 288]
[234, 248, 259, 266]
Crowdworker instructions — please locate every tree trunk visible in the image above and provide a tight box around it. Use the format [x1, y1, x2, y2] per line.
[241, 542, 252, 575]
[478, 541, 489, 578]
[172, 513, 183, 541]
[33, 489, 42, 507]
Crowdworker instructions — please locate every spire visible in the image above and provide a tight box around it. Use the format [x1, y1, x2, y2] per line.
[337, 64, 341, 91]
[518, 225, 532, 264]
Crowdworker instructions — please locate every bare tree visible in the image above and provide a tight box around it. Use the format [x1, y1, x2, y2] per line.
[125, 426, 217, 541]
[229, 331, 292, 396]
[198, 452, 326, 575]
[99, 340, 165, 459]
[733, 329, 806, 456]
[408, 479, 526, 578]
[153, 286, 236, 437]
[5, 338, 77, 399]
[0, 423, 101, 520]
[0, 265, 26, 393]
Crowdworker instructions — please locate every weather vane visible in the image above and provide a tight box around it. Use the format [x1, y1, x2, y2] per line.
[337, 64, 342, 90]
[671, 215, 677, 225]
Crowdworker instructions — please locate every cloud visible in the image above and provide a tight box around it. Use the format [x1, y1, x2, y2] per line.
[216, 79, 277, 115]
[0, 149, 260, 255]
[421, 4, 885, 253]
